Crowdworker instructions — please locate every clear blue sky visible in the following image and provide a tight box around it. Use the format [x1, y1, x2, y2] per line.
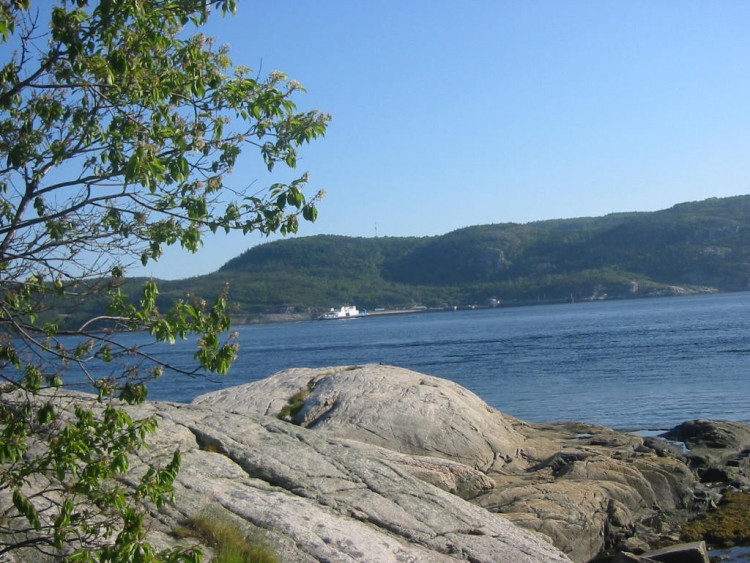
[135, 1, 750, 280]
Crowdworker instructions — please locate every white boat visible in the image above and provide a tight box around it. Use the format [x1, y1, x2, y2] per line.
[319, 306, 367, 320]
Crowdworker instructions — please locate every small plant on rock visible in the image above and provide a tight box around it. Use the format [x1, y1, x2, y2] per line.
[178, 514, 278, 563]
[277, 379, 318, 422]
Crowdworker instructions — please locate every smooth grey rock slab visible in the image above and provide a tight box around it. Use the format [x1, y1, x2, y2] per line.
[193, 365, 704, 562]
[193, 364, 530, 473]
[128, 400, 572, 562]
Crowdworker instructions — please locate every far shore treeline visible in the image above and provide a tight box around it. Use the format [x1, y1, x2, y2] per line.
[57, 195, 750, 326]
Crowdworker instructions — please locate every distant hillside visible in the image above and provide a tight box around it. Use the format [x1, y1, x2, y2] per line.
[153, 195, 750, 320]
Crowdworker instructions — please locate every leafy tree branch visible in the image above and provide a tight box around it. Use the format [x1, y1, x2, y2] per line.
[1, 0, 329, 559]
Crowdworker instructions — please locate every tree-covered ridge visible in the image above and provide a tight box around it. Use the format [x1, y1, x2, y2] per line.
[154, 195, 750, 318]
[221, 234, 424, 276]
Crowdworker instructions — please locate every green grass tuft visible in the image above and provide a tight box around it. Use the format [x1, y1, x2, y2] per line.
[278, 381, 315, 421]
[177, 514, 278, 563]
[278, 388, 309, 420]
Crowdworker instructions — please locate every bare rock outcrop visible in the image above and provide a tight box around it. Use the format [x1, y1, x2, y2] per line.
[10, 365, 748, 562]
[125, 399, 571, 562]
[474, 425, 696, 561]
[663, 419, 750, 489]
[194, 364, 715, 562]
[195, 364, 530, 473]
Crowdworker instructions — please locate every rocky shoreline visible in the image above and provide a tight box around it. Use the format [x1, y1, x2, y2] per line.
[6, 364, 749, 562]
[190, 364, 750, 562]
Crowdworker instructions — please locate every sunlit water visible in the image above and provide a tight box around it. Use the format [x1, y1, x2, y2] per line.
[124, 291, 750, 433]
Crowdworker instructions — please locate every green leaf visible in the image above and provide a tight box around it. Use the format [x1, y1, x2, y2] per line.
[0, 441, 25, 464]
[38, 402, 56, 424]
[33, 196, 46, 216]
[120, 383, 147, 404]
[0, 344, 21, 369]
[53, 498, 74, 548]
[111, 452, 129, 474]
[13, 490, 41, 531]
[302, 204, 318, 222]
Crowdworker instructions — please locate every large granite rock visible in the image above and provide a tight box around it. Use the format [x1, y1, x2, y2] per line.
[194, 364, 530, 472]
[127, 399, 571, 562]
[193, 365, 722, 562]
[8, 364, 749, 562]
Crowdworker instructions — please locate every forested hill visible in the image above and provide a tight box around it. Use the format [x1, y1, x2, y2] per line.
[156, 195, 750, 319]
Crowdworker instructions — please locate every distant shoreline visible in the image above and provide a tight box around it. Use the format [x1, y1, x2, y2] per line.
[236, 287, 727, 325]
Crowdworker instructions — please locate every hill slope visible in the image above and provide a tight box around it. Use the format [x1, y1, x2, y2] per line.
[157, 195, 750, 319]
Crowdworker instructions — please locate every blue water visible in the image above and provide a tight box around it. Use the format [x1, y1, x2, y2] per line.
[129, 292, 750, 432]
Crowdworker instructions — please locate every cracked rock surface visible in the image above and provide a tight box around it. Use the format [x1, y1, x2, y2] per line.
[129, 397, 570, 562]
[194, 364, 530, 473]
[194, 364, 749, 562]
[17, 364, 748, 562]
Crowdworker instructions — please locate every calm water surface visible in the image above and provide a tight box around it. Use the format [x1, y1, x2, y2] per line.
[143, 292, 750, 432]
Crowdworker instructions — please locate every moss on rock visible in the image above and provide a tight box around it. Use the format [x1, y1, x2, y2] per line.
[681, 491, 750, 547]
